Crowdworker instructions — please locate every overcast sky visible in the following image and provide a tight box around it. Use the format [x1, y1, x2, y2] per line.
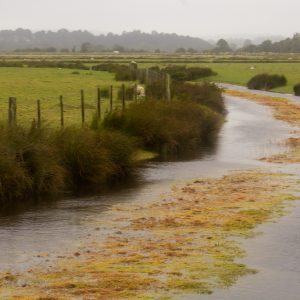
[0, 0, 299, 38]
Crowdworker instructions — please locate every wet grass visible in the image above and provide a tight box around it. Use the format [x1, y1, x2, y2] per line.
[0, 67, 134, 127]
[0, 171, 298, 299]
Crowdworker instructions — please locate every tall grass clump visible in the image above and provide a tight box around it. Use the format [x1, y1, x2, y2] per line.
[103, 100, 223, 155]
[53, 127, 136, 189]
[0, 125, 65, 206]
[0, 123, 137, 206]
[247, 74, 287, 90]
[172, 82, 225, 113]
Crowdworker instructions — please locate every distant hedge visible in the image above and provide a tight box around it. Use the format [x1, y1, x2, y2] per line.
[294, 83, 300, 96]
[247, 73, 287, 90]
[162, 66, 216, 81]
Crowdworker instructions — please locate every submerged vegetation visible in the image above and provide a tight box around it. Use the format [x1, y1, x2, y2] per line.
[0, 171, 297, 299]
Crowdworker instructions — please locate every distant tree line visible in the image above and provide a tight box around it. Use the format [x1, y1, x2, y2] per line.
[1, 28, 300, 53]
[0, 28, 213, 52]
[239, 33, 300, 53]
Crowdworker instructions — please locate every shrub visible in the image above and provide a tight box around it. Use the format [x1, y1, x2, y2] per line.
[92, 64, 137, 81]
[293, 83, 300, 96]
[163, 66, 216, 81]
[247, 74, 287, 90]
[171, 82, 225, 113]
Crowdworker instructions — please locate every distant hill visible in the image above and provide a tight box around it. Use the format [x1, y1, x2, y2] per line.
[0, 29, 213, 52]
[240, 33, 300, 53]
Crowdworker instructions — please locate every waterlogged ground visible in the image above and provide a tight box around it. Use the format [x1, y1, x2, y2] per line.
[0, 90, 300, 299]
[0, 172, 299, 299]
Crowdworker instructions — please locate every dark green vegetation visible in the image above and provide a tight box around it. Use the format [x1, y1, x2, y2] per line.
[247, 74, 287, 91]
[0, 70, 224, 207]
[104, 85, 223, 155]
[0, 125, 136, 206]
[162, 65, 216, 81]
[294, 83, 300, 96]
[0, 29, 212, 52]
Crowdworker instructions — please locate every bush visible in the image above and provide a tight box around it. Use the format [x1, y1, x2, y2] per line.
[247, 74, 287, 90]
[293, 83, 300, 96]
[92, 64, 137, 81]
[163, 66, 216, 81]
[171, 82, 225, 113]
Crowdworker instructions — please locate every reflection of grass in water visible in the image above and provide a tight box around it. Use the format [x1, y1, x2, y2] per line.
[0, 171, 298, 299]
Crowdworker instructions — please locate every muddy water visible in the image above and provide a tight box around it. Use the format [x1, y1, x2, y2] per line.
[0, 95, 295, 286]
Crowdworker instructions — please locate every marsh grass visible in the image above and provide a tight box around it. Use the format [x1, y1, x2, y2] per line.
[1, 171, 297, 299]
[0, 124, 137, 206]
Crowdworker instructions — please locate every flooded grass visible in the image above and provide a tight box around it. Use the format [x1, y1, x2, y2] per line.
[0, 170, 298, 299]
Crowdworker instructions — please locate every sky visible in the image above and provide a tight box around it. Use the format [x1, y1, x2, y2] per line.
[0, 0, 299, 38]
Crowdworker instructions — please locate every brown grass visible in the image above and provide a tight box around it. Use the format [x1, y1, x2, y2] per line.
[0, 171, 298, 299]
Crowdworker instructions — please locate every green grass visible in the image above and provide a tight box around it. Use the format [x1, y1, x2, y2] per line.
[138, 61, 300, 94]
[163, 62, 300, 94]
[0, 67, 134, 126]
[201, 63, 300, 93]
[1, 59, 300, 127]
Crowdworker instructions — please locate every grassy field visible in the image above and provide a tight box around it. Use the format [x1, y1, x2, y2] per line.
[140, 62, 300, 94]
[0, 55, 300, 127]
[0, 67, 134, 127]
[200, 63, 300, 93]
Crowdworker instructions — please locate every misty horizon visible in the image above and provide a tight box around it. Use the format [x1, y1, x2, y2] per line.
[0, 0, 299, 38]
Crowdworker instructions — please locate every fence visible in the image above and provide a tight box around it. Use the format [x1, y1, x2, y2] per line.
[5, 84, 140, 128]
[3, 71, 172, 128]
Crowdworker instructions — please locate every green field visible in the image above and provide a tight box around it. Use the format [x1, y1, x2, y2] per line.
[0, 56, 300, 126]
[0, 67, 133, 127]
[141, 62, 300, 94]
[200, 63, 300, 93]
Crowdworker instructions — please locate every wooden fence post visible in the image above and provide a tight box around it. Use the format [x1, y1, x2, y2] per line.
[81, 89, 85, 128]
[8, 97, 17, 127]
[97, 87, 101, 119]
[60, 95, 64, 128]
[37, 99, 41, 128]
[166, 73, 171, 102]
[134, 83, 138, 102]
[110, 85, 113, 113]
[122, 84, 125, 111]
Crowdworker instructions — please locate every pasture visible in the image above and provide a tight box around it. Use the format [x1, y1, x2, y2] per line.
[196, 63, 300, 93]
[0, 55, 300, 127]
[0, 67, 133, 126]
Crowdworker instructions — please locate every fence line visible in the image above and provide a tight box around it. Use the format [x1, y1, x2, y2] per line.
[4, 77, 172, 128]
[5, 84, 142, 128]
